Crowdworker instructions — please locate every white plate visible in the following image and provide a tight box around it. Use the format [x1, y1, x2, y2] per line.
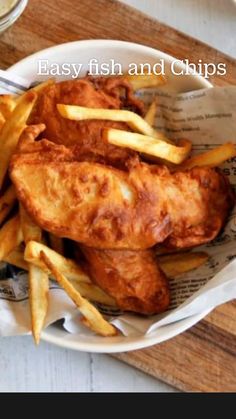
[8, 40, 212, 353]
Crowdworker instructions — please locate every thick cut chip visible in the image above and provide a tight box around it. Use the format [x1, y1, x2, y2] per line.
[124, 73, 166, 91]
[180, 143, 236, 170]
[144, 99, 157, 126]
[158, 252, 209, 277]
[4, 246, 115, 306]
[40, 251, 117, 337]
[0, 215, 23, 260]
[20, 205, 42, 243]
[4, 247, 28, 271]
[0, 184, 16, 226]
[0, 91, 37, 188]
[105, 128, 192, 164]
[29, 264, 49, 345]
[20, 205, 47, 344]
[25, 241, 91, 283]
[57, 104, 158, 138]
[0, 95, 16, 119]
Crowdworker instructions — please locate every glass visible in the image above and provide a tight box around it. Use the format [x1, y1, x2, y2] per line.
[0, 0, 28, 33]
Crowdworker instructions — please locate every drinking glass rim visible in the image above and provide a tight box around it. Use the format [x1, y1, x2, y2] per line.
[0, 0, 26, 21]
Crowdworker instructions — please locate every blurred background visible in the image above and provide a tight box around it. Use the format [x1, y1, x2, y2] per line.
[120, 0, 236, 57]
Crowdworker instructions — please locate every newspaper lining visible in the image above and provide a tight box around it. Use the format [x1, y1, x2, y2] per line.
[0, 72, 236, 337]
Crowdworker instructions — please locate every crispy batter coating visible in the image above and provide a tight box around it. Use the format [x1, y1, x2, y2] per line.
[10, 138, 234, 250]
[15, 78, 234, 317]
[28, 79, 171, 315]
[81, 246, 170, 315]
[30, 77, 144, 168]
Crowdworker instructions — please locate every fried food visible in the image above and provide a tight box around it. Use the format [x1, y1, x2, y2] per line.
[58, 104, 175, 147]
[48, 233, 64, 254]
[20, 204, 42, 243]
[0, 94, 16, 119]
[144, 99, 157, 125]
[81, 246, 170, 315]
[20, 204, 48, 344]
[0, 112, 5, 131]
[180, 143, 236, 170]
[0, 91, 37, 189]
[30, 78, 144, 167]
[24, 241, 91, 283]
[24, 240, 116, 306]
[104, 128, 191, 164]
[68, 280, 116, 307]
[29, 264, 49, 345]
[4, 247, 29, 271]
[10, 139, 234, 250]
[158, 252, 209, 277]
[0, 184, 16, 226]
[124, 72, 166, 91]
[0, 214, 23, 260]
[2, 74, 235, 329]
[30, 79, 55, 95]
[40, 251, 117, 337]
[57, 104, 158, 137]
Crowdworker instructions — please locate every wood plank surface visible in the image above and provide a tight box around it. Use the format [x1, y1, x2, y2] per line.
[0, 0, 235, 392]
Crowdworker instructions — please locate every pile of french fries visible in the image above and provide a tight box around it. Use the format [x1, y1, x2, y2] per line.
[0, 74, 235, 344]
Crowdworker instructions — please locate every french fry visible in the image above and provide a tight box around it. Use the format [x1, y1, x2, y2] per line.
[0, 95, 17, 119]
[0, 184, 16, 225]
[57, 104, 159, 138]
[69, 280, 116, 307]
[143, 99, 174, 145]
[4, 247, 116, 306]
[105, 128, 192, 164]
[29, 264, 49, 345]
[4, 247, 28, 271]
[5, 245, 208, 299]
[30, 78, 55, 94]
[0, 215, 23, 260]
[20, 205, 42, 243]
[180, 143, 236, 170]
[0, 91, 37, 189]
[48, 233, 64, 255]
[15, 79, 55, 104]
[158, 252, 209, 277]
[124, 73, 166, 91]
[24, 241, 91, 284]
[40, 251, 117, 337]
[144, 99, 157, 126]
[20, 205, 48, 344]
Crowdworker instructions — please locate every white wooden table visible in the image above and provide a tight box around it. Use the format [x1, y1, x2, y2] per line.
[0, 0, 235, 393]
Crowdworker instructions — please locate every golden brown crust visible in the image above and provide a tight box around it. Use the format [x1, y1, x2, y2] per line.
[164, 167, 235, 249]
[10, 138, 234, 250]
[30, 77, 144, 168]
[81, 246, 170, 315]
[10, 153, 170, 249]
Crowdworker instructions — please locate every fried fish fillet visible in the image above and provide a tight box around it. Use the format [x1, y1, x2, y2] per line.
[10, 137, 234, 250]
[30, 77, 144, 168]
[81, 246, 170, 315]
[29, 79, 171, 315]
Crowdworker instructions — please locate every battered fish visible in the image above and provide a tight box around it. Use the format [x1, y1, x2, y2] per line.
[10, 137, 234, 250]
[81, 246, 170, 315]
[30, 77, 144, 168]
[29, 79, 171, 315]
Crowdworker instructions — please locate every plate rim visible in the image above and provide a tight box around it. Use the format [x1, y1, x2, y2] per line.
[7, 39, 213, 353]
[41, 308, 212, 353]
